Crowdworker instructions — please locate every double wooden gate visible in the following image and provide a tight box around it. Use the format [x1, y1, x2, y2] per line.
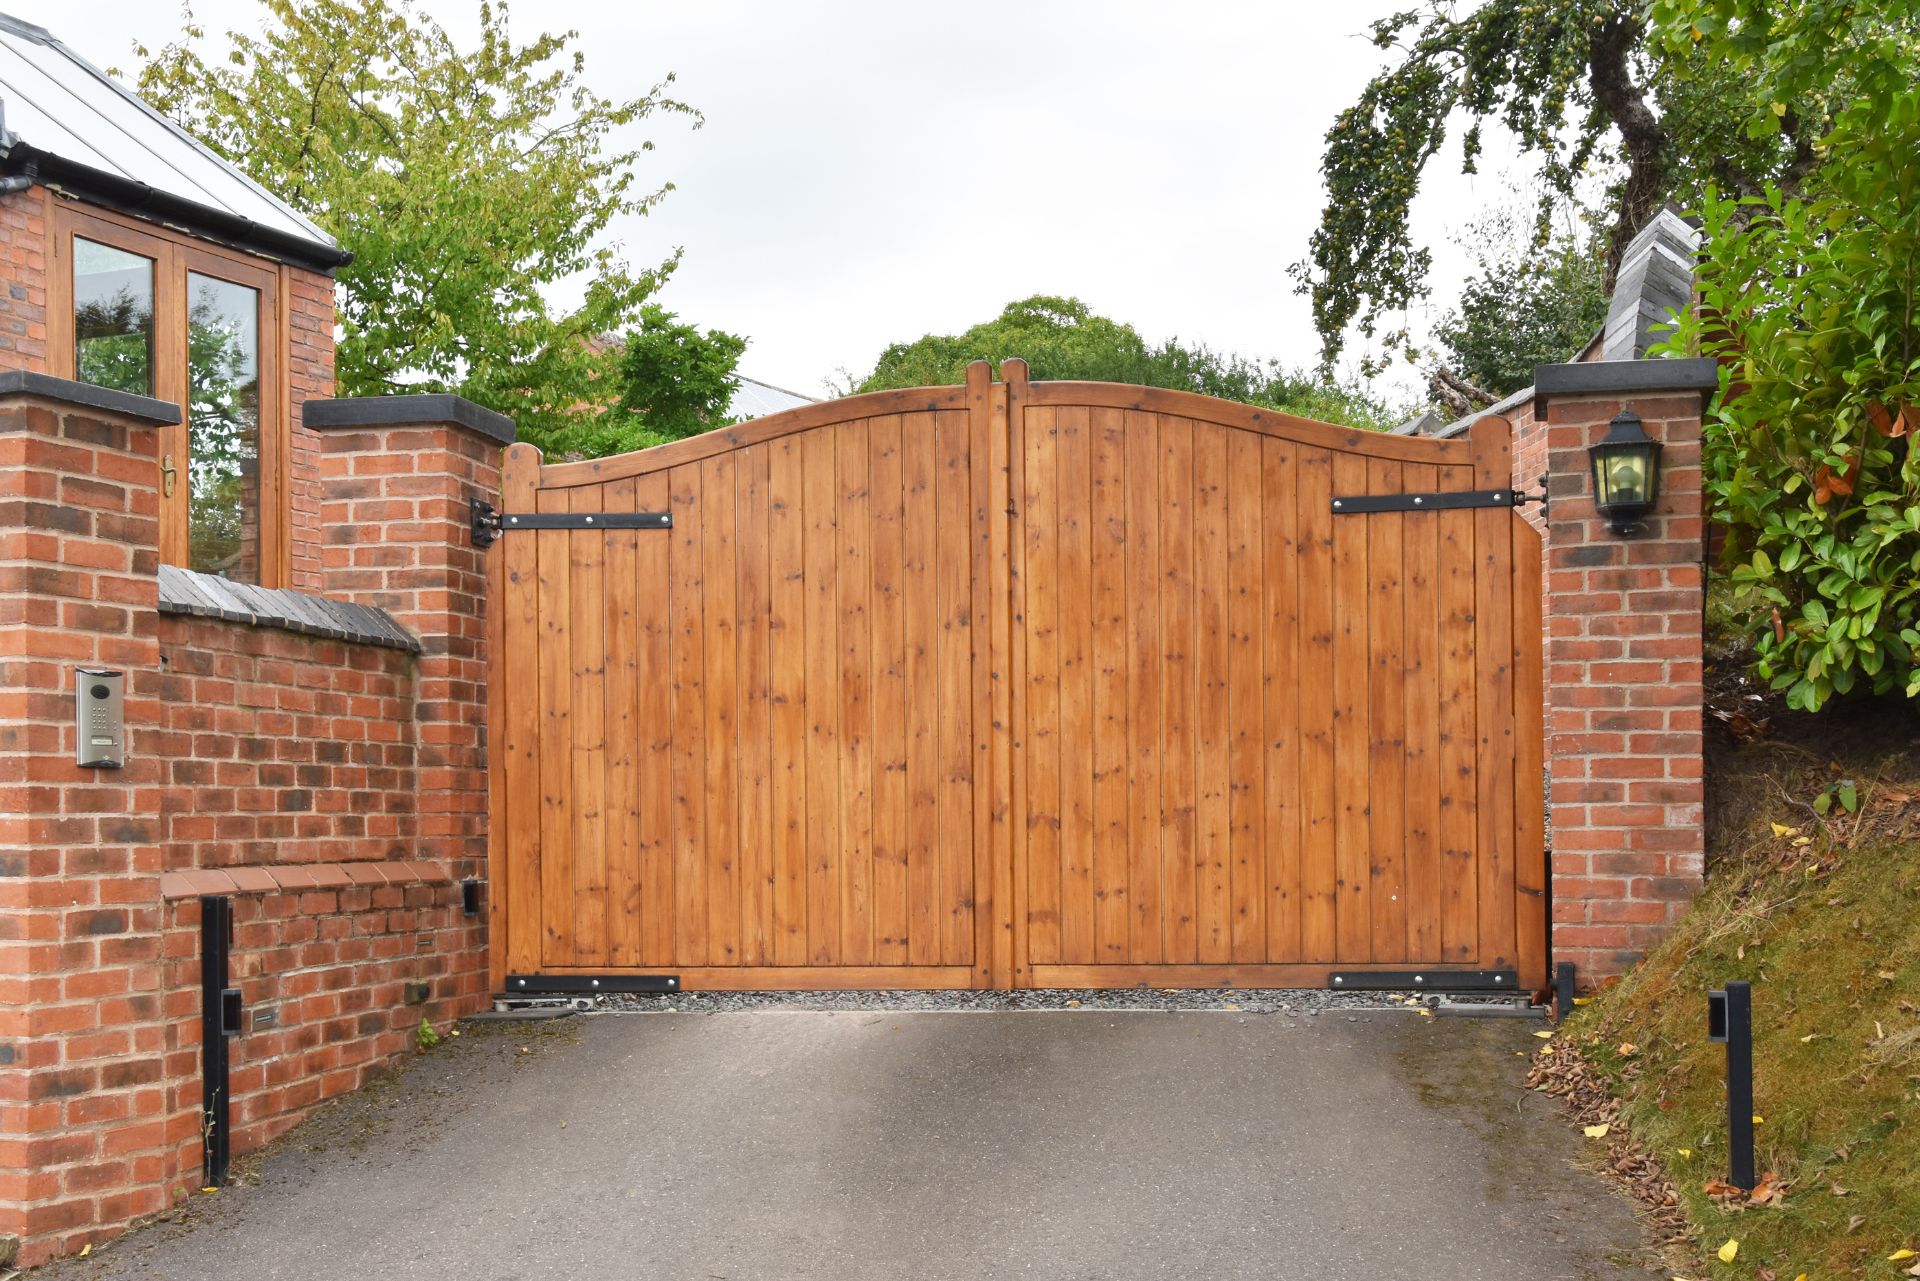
[487, 361, 1545, 992]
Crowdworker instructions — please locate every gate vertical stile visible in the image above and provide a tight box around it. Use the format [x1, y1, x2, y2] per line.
[1513, 503, 1548, 991]
[1469, 415, 1517, 975]
[1001, 359, 1031, 990]
[498, 443, 543, 980]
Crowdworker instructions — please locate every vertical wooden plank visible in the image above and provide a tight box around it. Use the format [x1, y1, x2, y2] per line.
[1366, 458, 1407, 963]
[767, 439, 810, 967]
[500, 445, 543, 976]
[1401, 462, 1444, 963]
[988, 364, 1019, 988]
[603, 476, 641, 967]
[802, 428, 841, 965]
[736, 446, 774, 967]
[868, 416, 910, 966]
[1089, 407, 1130, 964]
[700, 454, 740, 966]
[569, 485, 608, 968]
[1226, 431, 1266, 964]
[1335, 453, 1377, 961]
[487, 457, 510, 993]
[1193, 423, 1232, 964]
[938, 407, 977, 969]
[535, 480, 574, 966]
[635, 472, 675, 967]
[1512, 513, 1548, 989]
[1158, 415, 1198, 964]
[1123, 411, 1163, 965]
[1261, 438, 1302, 963]
[901, 412, 940, 967]
[1021, 403, 1062, 967]
[1297, 449, 1338, 962]
[1437, 461, 1481, 962]
[668, 462, 708, 967]
[1472, 417, 1517, 969]
[836, 421, 875, 965]
[1055, 404, 1095, 965]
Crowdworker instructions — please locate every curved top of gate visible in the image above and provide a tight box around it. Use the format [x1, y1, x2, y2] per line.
[515, 358, 1481, 489]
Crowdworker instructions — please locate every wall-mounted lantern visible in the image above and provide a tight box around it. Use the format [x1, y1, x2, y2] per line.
[1589, 409, 1663, 535]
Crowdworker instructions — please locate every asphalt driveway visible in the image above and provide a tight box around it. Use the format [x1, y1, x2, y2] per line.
[45, 1007, 1662, 1280]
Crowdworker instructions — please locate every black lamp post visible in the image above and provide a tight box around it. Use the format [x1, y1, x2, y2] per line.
[1588, 409, 1663, 535]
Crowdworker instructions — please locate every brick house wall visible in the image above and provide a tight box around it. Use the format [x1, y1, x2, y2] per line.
[0, 183, 339, 593]
[0, 189, 48, 374]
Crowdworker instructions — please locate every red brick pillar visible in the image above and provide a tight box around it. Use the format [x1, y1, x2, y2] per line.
[304, 394, 511, 1014]
[1532, 359, 1718, 986]
[0, 374, 176, 1265]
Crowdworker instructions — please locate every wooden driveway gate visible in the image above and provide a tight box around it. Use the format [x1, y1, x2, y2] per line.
[488, 361, 1545, 993]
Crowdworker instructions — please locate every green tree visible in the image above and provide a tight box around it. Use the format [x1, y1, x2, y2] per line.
[539, 305, 748, 460]
[857, 296, 1403, 430]
[1433, 208, 1610, 396]
[133, 0, 696, 453]
[1296, 0, 1813, 369]
[1652, 0, 1920, 710]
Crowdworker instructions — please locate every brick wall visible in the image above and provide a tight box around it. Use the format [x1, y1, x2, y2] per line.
[150, 616, 418, 868]
[0, 188, 48, 373]
[1530, 363, 1714, 986]
[0, 380, 500, 1267]
[0, 385, 171, 1264]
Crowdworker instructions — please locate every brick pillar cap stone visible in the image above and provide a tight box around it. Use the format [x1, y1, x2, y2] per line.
[304, 393, 515, 445]
[1532, 357, 1719, 419]
[0, 370, 183, 424]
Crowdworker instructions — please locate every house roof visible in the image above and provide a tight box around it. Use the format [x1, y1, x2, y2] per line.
[729, 376, 818, 421]
[0, 11, 349, 271]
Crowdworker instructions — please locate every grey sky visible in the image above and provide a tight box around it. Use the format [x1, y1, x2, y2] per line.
[29, 1, 1528, 402]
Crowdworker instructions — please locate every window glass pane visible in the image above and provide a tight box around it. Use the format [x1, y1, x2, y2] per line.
[74, 238, 154, 395]
[186, 273, 262, 581]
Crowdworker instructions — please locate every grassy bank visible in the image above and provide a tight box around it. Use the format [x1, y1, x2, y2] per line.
[1564, 669, 1920, 1278]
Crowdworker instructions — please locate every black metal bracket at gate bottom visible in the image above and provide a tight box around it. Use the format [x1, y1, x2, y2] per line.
[1327, 969, 1519, 992]
[505, 973, 681, 995]
[1331, 488, 1539, 514]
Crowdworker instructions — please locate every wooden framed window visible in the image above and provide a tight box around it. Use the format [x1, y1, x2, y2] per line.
[49, 204, 290, 586]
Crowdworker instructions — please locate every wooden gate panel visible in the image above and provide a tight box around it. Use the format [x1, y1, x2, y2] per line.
[498, 387, 988, 987]
[1007, 374, 1542, 988]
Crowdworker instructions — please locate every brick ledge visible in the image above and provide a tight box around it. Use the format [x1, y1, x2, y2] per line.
[159, 860, 452, 898]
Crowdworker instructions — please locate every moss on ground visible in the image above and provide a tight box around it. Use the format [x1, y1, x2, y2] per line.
[1566, 669, 1920, 1279]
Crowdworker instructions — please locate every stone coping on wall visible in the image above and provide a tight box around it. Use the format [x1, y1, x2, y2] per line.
[158, 860, 453, 898]
[0, 368, 186, 424]
[158, 564, 422, 652]
[303, 392, 517, 445]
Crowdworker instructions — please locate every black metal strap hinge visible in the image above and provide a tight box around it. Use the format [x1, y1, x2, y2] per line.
[1332, 474, 1547, 516]
[472, 498, 672, 548]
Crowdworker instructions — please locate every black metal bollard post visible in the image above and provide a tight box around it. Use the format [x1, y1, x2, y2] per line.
[1554, 961, 1576, 1020]
[1707, 981, 1756, 1192]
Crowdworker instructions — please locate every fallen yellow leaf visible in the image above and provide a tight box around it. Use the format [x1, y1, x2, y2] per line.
[1418, 1008, 1435, 1018]
[1573, 996, 1592, 1006]
[79, 1244, 91, 1258]
[1677, 1148, 1693, 1159]
[1718, 1239, 1739, 1263]
[200, 1186, 219, 1194]
[1584, 1124, 1610, 1138]
[1770, 822, 1798, 838]
[1534, 1030, 1554, 1039]
[1753, 1114, 1765, 1125]
[1618, 1041, 1638, 1057]
[1801, 1033, 1819, 1043]
[1891, 1249, 1918, 1261]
